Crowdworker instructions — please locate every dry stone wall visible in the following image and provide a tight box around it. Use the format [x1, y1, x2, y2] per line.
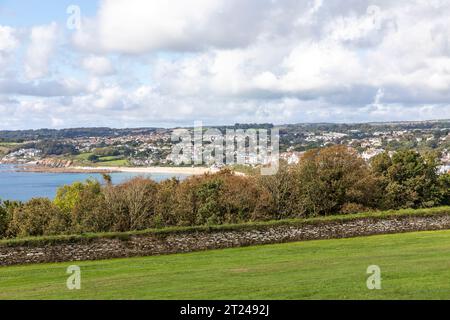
[2, 214, 450, 266]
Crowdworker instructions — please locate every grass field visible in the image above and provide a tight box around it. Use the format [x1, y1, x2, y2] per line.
[74, 153, 129, 167]
[95, 158, 129, 167]
[2, 229, 450, 300]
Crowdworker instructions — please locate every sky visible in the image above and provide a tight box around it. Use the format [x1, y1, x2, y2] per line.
[0, 0, 450, 129]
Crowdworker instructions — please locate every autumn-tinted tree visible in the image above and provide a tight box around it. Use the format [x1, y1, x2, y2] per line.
[114, 177, 159, 230]
[172, 170, 267, 226]
[295, 145, 379, 215]
[8, 198, 69, 237]
[154, 178, 180, 227]
[70, 188, 112, 233]
[256, 162, 303, 219]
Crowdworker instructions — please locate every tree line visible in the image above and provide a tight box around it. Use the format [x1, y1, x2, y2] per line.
[1, 145, 449, 239]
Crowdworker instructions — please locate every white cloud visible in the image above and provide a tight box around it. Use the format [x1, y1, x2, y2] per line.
[145, 0, 450, 107]
[0, 78, 86, 97]
[82, 55, 115, 76]
[0, 25, 18, 70]
[24, 22, 59, 79]
[92, 86, 124, 109]
[0, 26, 18, 52]
[73, 0, 287, 53]
[2, 0, 450, 129]
[98, 0, 220, 53]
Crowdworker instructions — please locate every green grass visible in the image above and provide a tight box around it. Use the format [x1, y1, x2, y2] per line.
[0, 142, 21, 147]
[0, 142, 21, 156]
[75, 152, 94, 161]
[95, 158, 129, 167]
[73, 153, 129, 167]
[1, 206, 449, 247]
[2, 229, 450, 300]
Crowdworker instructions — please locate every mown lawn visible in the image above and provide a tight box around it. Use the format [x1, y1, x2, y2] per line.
[2, 230, 450, 300]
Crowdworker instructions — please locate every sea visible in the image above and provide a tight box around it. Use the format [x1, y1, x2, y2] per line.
[0, 164, 189, 202]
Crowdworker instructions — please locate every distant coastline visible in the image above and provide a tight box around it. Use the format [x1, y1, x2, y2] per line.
[16, 164, 213, 175]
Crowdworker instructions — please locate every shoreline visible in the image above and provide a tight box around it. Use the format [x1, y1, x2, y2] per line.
[17, 165, 214, 175]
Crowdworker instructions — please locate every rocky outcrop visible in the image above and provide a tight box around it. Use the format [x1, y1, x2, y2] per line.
[2, 214, 450, 266]
[34, 158, 73, 168]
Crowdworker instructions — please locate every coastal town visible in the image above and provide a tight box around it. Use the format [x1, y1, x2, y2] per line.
[0, 120, 449, 174]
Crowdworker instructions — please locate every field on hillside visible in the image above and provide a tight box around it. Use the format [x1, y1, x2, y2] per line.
[2, 230, 450, 300]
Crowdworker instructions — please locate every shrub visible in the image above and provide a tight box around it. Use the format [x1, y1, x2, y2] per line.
[172, 170, 268, 226]
[8, 198, 69, 237]
[93, 147, 120, 157]
[256, 163, 302, 220]
[172, 174, 219, 226]
[54, 179, 101, 214]
[70, 187, 112, 233]
[87, 154, 99, 162]
[294, 145, 380, 216]
[438, 173, 450, 206]
[0, 200, 21, 238]
[102, 177, 159, 231]
[218, 173, 271, 223]
[154, 178, 180, 227]
[0, 201, 9, 238]
[372, 151, 443, 209]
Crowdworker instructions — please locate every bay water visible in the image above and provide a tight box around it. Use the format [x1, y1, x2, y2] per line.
[0, 164, 189, 201]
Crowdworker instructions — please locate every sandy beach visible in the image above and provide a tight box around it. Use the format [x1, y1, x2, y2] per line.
[82, 166, 213, 175]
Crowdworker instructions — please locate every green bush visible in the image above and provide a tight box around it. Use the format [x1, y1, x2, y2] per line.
[70, 187, 111, 233]
[0, 201, 9, 238]
[372, 151, 443, 209]
[439, 173, 450, 206]
[0, 200, 21, 238]
[87, 154, 100, 162]
[54, 179, 101, 214]
[154, 178, 179, 227]
[8, 198, 69, 237]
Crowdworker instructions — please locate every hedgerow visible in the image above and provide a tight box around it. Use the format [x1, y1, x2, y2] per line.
[1, 146, 449, 240]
